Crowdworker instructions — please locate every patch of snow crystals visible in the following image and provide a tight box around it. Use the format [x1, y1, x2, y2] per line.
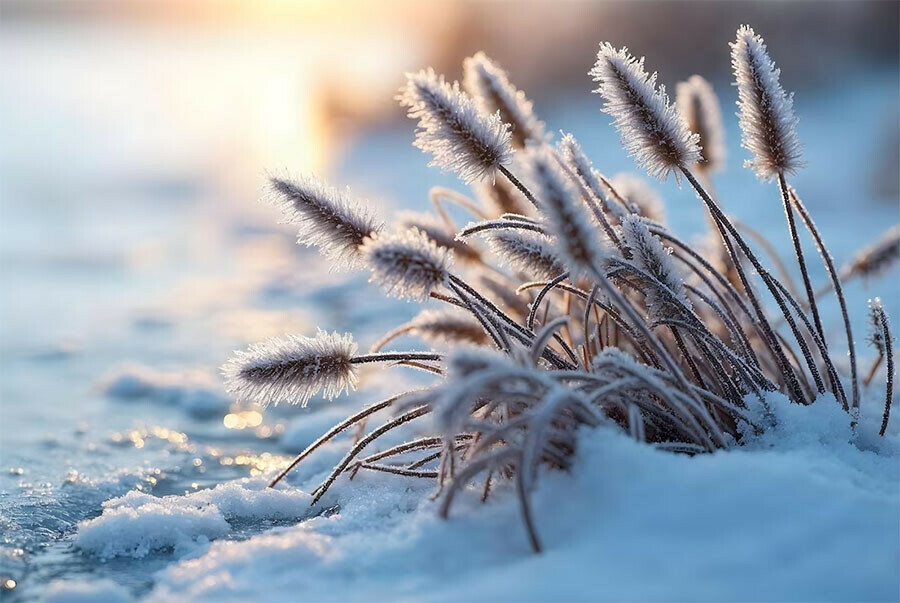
[42, 579, 132, 602]
[149, 392, 899, 602]
[77, 479, 312, 559]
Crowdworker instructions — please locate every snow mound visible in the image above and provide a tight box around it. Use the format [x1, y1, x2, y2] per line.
[42, 578, 132, 602]
[99, 364, 230, 417]
[76, 497, 227, 560]
[77, 479, 313, 559]
[150, 393, 899, 602]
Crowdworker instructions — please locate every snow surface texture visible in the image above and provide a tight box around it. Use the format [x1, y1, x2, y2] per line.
[100, 364, 230, 417]
[42, 579, 132, 603]
[76, 479, 312, 560]
[74, 392, 898, 601]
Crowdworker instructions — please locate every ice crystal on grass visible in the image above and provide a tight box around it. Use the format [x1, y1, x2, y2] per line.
[843, 224, 900, 281]
[463, 51, 547, 148]
[621, 214, 691, 317]
[731, 25, 802, 181]
[398, 210, 481, 263]
[362, 228, 452, 301]
[223, 330, 358, 407]
[525, 148, 607, 275]
[483, 229, 566, 281]
[591, 43, 700, 181]
[399, 68, 513, 183]
[867, 298, 891, 355]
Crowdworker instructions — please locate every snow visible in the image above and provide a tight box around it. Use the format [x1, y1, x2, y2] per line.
[76, 480, 312, 560]
[76, 498, 228, 560]
[1, 24, 896, 599]
[98, 391, 897, 601]
[42, 579, 132, 603]
[99, 364, 231, 417]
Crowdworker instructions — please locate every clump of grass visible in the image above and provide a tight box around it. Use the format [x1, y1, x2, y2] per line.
[224, 25, 896, 553]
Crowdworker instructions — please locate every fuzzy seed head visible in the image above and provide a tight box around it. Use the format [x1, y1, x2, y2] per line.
[399, 68, 513, 183]
[222, 330, 358, 407]
[557, 132, 630, 222]
[463, 52, 547, 148]
[266, 176, 382, 269]
[483, 229, 566, 281]
[524, 148, 607, 275]
[845, 224, 900, 280]
[267, 175, 381, 270]
[621, 214, 691, 318]
[398, 211, 480, 263]
[557, 133, 603, 198]
[731, 25, 802, 181]
[591, 43, 701, 181]
[676, 75, 726, 173]
[361, 228, 452, 301]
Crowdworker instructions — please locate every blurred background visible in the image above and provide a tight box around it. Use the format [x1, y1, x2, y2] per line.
[0, 1, 898, 599]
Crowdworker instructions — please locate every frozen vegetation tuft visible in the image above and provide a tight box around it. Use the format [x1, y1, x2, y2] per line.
[74, 23, 898, 601]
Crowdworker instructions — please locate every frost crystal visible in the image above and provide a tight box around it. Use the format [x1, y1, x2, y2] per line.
[558, 132, 628, 221]
[463, 52, 547, 148]
[676, 75, 726, 173]
[524, 148, 606, 275]
[867, 298, 893, 355]
[222, 330, 359, 407]
[398, 210, 480, 262]
[731, 25, 802, 181]
[844, 224, 900, 279]
[399, 68, 513, 183]
[361, 228, 452, 301]
[621, 214, 691, 317]
[267, 175, 380, 270]
[591, 43, 700, 181]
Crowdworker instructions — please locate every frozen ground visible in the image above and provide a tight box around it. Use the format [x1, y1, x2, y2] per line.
[1, 26, 898, 601]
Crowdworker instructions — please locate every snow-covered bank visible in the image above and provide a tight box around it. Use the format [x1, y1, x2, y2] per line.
[76, 480, 313, 559]
[70, 393, 900, 601]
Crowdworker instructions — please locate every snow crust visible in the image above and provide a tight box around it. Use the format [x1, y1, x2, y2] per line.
[114, 392, 900, 602]
[76, 480, 312, 559]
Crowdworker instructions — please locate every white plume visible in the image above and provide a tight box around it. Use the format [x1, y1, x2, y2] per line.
[399, 68, 513, 183]
[223, 330, 358, 407]
[362, 228, 453, 301]
[731, 25, 802, 181]
[591, 43, 700, 181]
